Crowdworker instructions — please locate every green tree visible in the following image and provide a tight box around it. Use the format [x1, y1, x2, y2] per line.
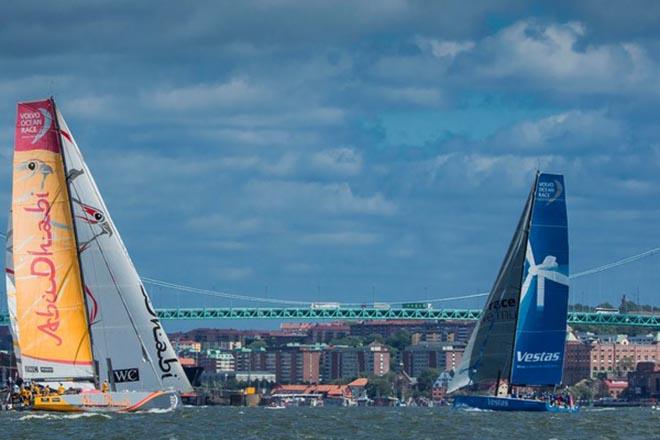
[416, 368, 440, 396]
[366, 373, 395, 398]
[568, 379, 594, 402]
[364, 333, 385, 345]
[247, 340, 267, 350]
[329, 336, 364, 347]
[386, 330, 411, 352]
[596, 302, 615, 310]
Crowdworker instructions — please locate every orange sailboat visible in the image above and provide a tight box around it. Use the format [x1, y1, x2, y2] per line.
[6, 98, 192, 412]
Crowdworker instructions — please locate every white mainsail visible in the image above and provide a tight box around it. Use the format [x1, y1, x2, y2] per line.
[56, 109, 192, 393]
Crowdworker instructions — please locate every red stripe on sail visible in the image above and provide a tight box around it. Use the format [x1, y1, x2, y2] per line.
[15, 99, 60, 153]
[60, 129, 72, 143]
[85, 286, 99, 323]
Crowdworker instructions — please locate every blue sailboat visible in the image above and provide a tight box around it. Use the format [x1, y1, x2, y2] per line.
[449, 172, 578, 413]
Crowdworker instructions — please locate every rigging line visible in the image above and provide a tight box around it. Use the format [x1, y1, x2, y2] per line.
[145, 274, 489, 305]
[141, 277, 312, 306]
[3, 226, 660, 306]
[569, 246, 660, 279]
[385, 292, 490, 304]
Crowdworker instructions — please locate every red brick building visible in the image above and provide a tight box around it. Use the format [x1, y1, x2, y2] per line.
[321, 342, 391, 381]
[562, 334, 659, 385]
[602, 379, 628, 398]
[402, 342, 465, 378]
[302, 349, 321, 384]
[627, 361, 660, 399]
[233, 344, 324, 384]
[563, 340, 592, 385]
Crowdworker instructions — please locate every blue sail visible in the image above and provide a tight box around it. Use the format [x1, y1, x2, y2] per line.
[510, 173, 569, 386]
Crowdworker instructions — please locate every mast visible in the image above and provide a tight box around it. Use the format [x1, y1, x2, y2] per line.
[507, 170, 539, 392]
[51, 97, 98, 386]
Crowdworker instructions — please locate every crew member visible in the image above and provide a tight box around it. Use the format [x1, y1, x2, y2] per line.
[101, 380, 109, 393]
[57, 383, 65, 395]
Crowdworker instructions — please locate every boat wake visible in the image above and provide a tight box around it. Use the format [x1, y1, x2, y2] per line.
[133, 407, 176, 415]
[19, 412, 112, 421]
[455, 406, 492, 412]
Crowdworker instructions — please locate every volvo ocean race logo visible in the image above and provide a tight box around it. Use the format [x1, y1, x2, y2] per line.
[516, 351, 560, 363]
[18, 107, 52, 144]
[536, 179, 563, 205]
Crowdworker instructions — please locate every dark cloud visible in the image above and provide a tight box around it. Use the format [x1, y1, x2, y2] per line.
[2, 1, 660, 326]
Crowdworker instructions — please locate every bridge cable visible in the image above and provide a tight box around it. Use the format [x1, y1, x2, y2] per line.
[1, 231, 659, 306]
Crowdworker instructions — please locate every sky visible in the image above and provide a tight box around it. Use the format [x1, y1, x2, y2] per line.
[2, 1, 660, 329]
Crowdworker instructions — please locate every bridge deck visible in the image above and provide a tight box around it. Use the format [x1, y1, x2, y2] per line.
[0, 308, 658, 327]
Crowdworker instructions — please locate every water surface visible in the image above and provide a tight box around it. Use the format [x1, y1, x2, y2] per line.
[0, 406, 657, 439]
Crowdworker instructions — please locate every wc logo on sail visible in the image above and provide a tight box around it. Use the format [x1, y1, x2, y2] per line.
[113, 368, 140, 383]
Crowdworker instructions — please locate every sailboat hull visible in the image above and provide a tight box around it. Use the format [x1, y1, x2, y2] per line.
[453, 395, 578, 413]
[32, 390, 180, 413]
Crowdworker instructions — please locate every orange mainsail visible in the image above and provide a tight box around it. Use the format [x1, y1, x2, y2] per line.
[11, 99, 94, 379]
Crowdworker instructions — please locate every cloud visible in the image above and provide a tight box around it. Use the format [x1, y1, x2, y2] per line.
[310, 148, 362, 176]
[489, 110, 627, 153]
[370, 85, 444, 107]
[213, 266, 254, 281]
[187, 214, 263, 236]
[416, 37, 475, 58]
[300, 231, 381, 246]
[3, 3, 660, 313]
[147, 78, 270, 111]
[470, 20, 658, 95]
[245, 180, 397, 216]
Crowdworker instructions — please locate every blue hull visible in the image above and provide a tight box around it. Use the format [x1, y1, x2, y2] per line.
[453, 395, 578, 413]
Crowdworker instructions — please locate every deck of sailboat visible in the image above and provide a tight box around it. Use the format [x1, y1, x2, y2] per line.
[31, 390, 180, 413]
[453, 395, 578, 413]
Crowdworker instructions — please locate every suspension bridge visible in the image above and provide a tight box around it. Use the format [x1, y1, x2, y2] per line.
[0, 307, 658, 327]
[1, 234, 659, 328]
